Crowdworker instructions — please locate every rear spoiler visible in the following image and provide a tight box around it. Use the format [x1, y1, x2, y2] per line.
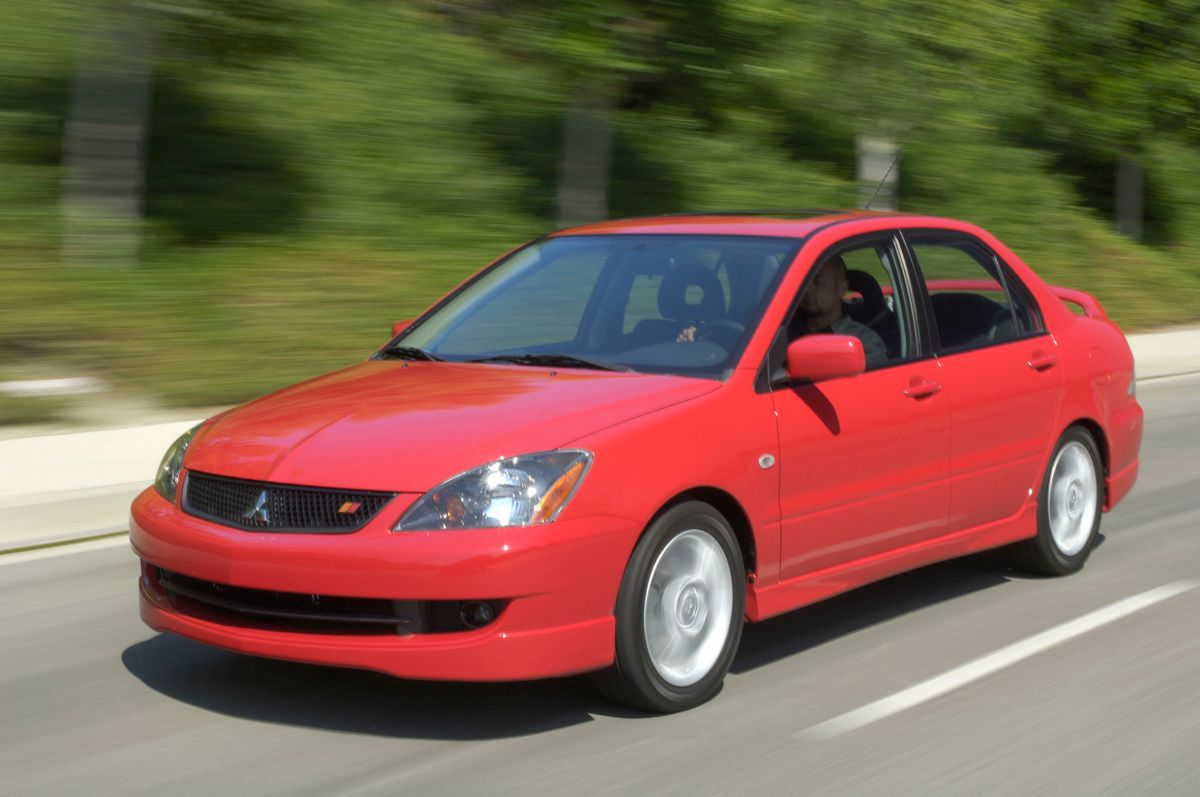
[1050, 286, 1108, 319]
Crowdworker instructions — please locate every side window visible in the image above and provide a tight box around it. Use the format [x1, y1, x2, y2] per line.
[908, 234, 1039, 353]
[788, 238, 912, 370]
[999, 262, 1044, 334]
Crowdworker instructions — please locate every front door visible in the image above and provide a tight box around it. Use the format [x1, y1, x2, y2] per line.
[772, 234, 951, 580]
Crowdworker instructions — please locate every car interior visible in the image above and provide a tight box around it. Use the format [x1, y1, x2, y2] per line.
[929, 291, 1017, 350]
[611, 248, 783, 357]
[625, 262, 732, 349]
[910, 238, 1040, 351]
[841, 268, 903, 359]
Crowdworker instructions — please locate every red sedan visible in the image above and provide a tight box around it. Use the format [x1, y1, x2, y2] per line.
[131, 211, 1142, 712]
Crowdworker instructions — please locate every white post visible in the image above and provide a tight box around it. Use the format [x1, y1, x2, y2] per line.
[61, 1, 157, 267]
[1115, 154, 1144, 241]
[857, 133, 899, 211]
[556, 82, 616, 227]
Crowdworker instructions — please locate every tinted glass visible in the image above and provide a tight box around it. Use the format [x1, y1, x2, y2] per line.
[395, 235, 798, 377]
[908, 234, 1038, 352]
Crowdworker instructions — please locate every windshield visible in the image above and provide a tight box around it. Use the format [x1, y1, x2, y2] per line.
[388, 234, 799, 378]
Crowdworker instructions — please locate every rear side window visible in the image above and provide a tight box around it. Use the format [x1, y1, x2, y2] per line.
[907, 233, 1042, 353]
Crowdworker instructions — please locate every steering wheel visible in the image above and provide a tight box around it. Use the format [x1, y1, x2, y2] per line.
[693, 319, 746, 350]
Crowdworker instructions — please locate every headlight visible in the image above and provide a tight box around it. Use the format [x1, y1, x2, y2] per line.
[154, 424, 203, 501]
[395, 450, 592, 531]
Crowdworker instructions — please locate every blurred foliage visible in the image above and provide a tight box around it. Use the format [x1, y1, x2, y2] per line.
[1, 0, 1200, 415]
[1037, 0, 1200, 153]
[0, 394, 69, 426]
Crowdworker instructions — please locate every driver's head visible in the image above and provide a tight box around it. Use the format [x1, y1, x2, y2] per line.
[800, 254, 849, 318]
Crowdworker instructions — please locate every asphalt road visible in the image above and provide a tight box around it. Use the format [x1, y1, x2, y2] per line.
[2, 375, 1198, 796]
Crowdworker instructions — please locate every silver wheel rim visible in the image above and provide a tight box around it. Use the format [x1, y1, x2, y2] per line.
[1047, 440, 1099, 557]
[643, 528, 734, 687]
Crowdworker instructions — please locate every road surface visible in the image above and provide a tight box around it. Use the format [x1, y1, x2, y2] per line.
[2, 375, 1198, 795]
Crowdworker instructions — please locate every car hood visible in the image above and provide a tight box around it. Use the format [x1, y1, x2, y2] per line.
[184, 360, 718, 492]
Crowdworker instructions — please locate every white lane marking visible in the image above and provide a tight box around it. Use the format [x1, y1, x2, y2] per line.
[1138, 371, 1200, 383]
[0, 535, 130, 567]
[0, 376, 105, 397]
[802, 580, 1198, 740]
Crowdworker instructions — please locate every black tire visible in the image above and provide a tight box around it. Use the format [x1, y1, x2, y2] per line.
[594, 501, 745, 713]
[1009, 426, 1104, 576]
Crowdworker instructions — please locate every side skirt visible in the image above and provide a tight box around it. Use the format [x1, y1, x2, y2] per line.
[745, 503, 1037, 622]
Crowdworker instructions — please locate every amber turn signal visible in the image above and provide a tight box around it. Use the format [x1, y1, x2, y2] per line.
[531, 459, 587, 524]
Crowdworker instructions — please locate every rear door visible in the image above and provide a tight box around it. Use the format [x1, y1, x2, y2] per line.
[902, 230, 1064, 532]
[771, 233, 951, 580]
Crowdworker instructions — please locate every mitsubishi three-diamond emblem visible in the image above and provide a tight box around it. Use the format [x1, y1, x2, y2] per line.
[243, 489, 271, 524]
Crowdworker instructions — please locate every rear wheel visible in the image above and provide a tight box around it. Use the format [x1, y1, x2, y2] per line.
[595, 501, 745, 712]
[1009, 426, 1103, 575]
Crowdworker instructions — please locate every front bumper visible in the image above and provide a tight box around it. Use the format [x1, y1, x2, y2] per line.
[131, 486, 637, 681]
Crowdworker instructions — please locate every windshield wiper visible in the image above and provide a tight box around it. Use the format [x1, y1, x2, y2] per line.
[378, 345, 445, 362]
[470, 353, 632, 373]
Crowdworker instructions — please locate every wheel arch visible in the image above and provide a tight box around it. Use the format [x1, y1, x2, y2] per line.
[1060, 417, 1110, 506]
[1063, 417, 1109, 474]
[649, 487, 757, 578]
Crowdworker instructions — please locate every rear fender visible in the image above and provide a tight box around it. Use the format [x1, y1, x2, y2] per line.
[1046, 316, 1141, 510]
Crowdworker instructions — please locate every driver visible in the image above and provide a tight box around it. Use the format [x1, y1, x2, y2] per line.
[792, 255, 887, 367]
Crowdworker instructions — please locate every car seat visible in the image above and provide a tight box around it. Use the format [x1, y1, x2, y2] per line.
[627, 263, 727, 348]
[845, 269, 902, 359]
[844, 270, 887, 326]
[930, 293, 1013, 350]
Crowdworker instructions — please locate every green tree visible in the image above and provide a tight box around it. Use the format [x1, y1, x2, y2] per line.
[61, 0, 299, 266]
[774, 1, 1044, 209]
[1035, 0, 1200, 239]
[431, 0, 784, 224]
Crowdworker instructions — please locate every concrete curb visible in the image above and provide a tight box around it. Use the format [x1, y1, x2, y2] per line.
[2, 327, 1199, 553]
[0, 421, 198, 553]
[0, 420, 200, 505]
[1126, 325, 1200, 382]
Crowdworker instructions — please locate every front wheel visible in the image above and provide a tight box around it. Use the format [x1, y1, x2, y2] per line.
[1009, 426, 1103, 576]
[595, 501, 745, 712]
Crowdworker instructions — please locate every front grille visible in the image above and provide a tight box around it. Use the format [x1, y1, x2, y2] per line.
[183, 472, 394, 533]
[151, 567, 504, 636]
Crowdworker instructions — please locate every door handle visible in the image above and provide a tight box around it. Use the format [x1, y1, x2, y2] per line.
[1028, 351, 1058, 371]
[904, 378, 942, 399]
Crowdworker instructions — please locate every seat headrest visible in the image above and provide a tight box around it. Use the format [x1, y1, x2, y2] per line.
[845, 269, 886, 324]
[658, 263, 726, 322]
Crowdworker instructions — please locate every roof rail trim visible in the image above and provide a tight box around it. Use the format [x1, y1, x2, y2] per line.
[596, 209, 866, 222]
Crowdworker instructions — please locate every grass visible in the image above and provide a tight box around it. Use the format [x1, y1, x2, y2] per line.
[0, 394, 69, 426]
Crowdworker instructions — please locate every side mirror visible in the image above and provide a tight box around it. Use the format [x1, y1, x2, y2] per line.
[391, 319, 413, 337]
[784, 335, 865, 383]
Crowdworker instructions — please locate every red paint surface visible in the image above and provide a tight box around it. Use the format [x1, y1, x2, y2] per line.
[785, 334, 866, 382]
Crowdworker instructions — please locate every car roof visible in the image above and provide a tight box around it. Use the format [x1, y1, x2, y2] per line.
[549, 210, 959, 240]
